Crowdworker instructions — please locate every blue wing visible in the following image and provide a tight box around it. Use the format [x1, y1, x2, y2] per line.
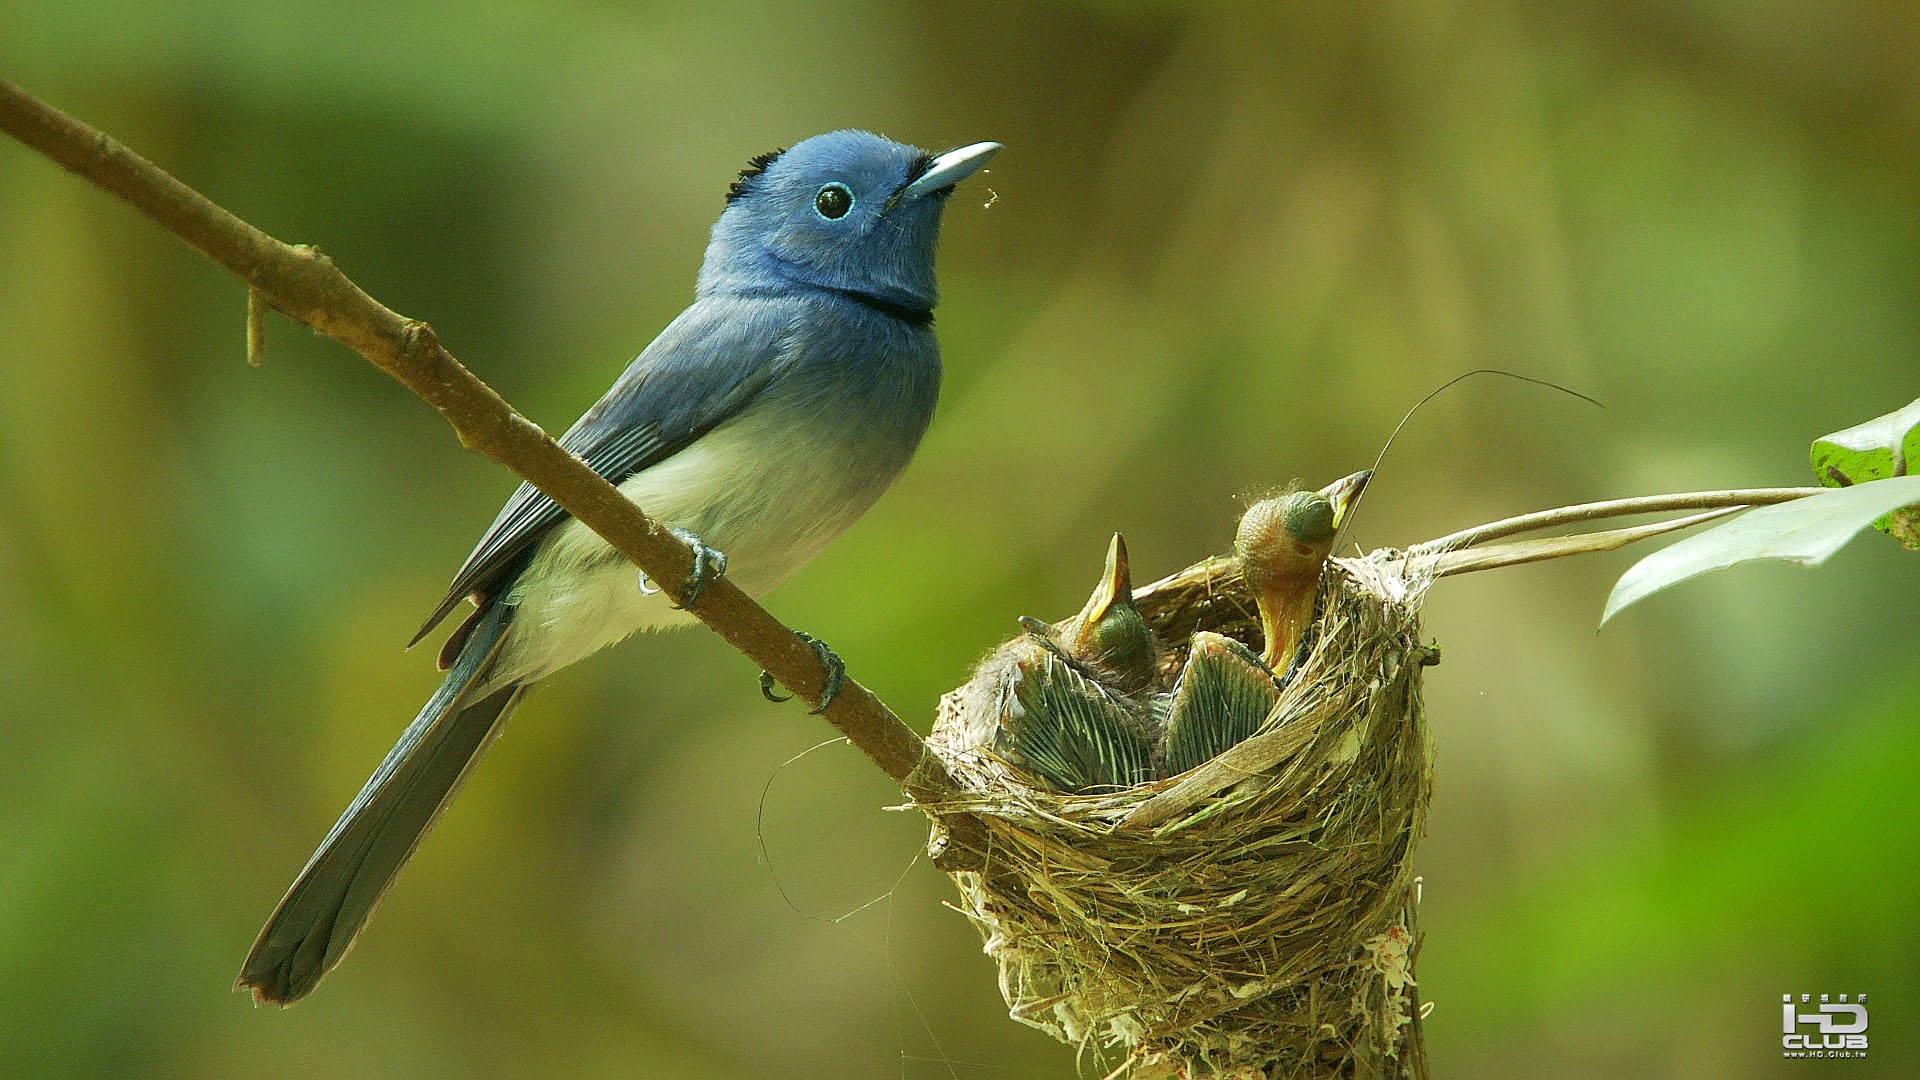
[409, 298, 790, 646]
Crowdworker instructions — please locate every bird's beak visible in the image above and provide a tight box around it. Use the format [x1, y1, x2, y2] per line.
[1078, 533, 1135, 628]
[1320, 470, 1372, 529]
[889, 141, 1002, 209]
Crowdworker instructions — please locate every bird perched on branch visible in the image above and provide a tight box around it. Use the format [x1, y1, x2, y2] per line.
[238, 131, 1000, 1005]
[1160, 471, 1370, 775]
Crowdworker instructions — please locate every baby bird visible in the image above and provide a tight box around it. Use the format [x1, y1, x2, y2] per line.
[1158, 471, 1370, 775]
[994, 645, 1156, 794]
[1022, 533, 1160, 696]
[1237, 470, 1371, 676]
[1158, 631, 1281, 776]
[994, 534, 1159, 793]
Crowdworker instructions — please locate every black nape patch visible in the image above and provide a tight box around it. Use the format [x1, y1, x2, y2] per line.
[725, 147, 787, 204]
[900, 151, 935, 189]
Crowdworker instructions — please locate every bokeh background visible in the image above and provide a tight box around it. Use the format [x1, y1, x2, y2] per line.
[3, 3, 1917, 1077]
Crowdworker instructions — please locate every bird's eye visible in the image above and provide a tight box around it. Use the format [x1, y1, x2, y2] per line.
[813, 183, 854, 220]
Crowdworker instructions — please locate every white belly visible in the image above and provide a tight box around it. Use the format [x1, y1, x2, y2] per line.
[486, 406, 895, 687]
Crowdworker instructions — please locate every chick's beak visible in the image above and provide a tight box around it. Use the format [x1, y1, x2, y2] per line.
[890, 141, 1002, 209]
[1320, 469, 1373, 531]
[1076, 533, 1134, 631]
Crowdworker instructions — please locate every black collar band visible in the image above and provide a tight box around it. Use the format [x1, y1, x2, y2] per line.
[827, 285, 934, 327]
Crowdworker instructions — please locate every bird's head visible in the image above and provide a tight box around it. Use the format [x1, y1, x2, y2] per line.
[1016, 534, 1160, 696]
[1065, 534, 1156, 681]
[1236, 471, 1372, 587]
[701, 130, 1000, 311]
[1237, 470, 1371, 670]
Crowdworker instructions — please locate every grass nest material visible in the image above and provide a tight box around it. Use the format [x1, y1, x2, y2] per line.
[923, 549, 1437, 1079]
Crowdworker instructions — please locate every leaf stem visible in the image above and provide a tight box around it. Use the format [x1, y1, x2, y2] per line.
[1421, 507, 1743, 577]
[1409, 487, 1825, 555]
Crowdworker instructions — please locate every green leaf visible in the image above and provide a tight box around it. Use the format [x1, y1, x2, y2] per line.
[1601, 476, 1920, 625]
[1811, 397, 1920, 548]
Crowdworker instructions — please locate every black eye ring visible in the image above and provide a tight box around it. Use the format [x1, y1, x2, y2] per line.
[814, 183, 854, 220]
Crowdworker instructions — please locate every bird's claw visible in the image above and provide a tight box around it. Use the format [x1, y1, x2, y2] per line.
[640, 528, 728, 609]
[804, 634, 847, 714]
[758, 671, 791, 704]
[758, 632, 845, 715]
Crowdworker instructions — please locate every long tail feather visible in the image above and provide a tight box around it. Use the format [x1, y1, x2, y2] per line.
[237, 603, 523, 1005]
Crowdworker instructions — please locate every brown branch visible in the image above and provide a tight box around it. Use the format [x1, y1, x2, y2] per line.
[0, 75, 982, 852]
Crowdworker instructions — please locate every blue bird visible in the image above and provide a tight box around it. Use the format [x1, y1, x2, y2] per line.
[237, 131, 1000, 1005]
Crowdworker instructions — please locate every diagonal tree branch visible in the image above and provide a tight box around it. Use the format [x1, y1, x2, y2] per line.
[0, 75, 984, 855]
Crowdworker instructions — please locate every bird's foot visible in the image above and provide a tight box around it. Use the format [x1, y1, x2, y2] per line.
[668, 528, 729, 609]
[758, 632, 846, 715]
[636, 528, 729, 609]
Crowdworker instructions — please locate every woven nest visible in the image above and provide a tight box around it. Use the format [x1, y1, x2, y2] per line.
[923, 550, 1437, 1079]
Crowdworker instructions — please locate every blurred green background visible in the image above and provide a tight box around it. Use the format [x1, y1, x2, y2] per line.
[3, 2, 1916, 1077]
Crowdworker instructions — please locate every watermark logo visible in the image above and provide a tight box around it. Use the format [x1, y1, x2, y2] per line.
[1783, 993, 1868, 1059]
